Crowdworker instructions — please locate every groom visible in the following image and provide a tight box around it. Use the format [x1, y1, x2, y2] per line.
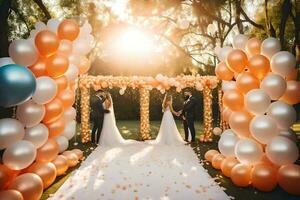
[178, 89, 197, 143]
[91, 90, 110, 144]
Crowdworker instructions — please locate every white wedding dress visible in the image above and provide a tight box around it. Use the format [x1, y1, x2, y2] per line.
[99, 101, 137, 146]
[150, 106, 186, 145]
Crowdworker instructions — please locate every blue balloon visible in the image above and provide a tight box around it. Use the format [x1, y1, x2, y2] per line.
[0, 64, 36, 107]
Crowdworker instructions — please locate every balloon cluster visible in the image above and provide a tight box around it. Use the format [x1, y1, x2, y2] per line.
[0, 18, 90, 200]
[207, 34, 300, 195]
[79, 74, 218, 95]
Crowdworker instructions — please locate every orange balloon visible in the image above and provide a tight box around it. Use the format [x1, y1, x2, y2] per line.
[236, 72, 260, 94]
[221, 156, 239, 177]
[231, 164, 252, 187]
[28, 58, 47, 77]
[26, 162, 57, 189]
[46, 54, 69, 78]
[251, 163, 277, 192]
[229, 111, 252, 138]
[46, 117, 65, 138]
[212, 154, 225, 170]
[222, 89, 244, 111]
[286, 68, 298, 80]
[43, 98, 64, 124]
[9, 173, 43, 200]
[245, 38, 261, 57]
[0, 165, 19, 190]
[280, 81, 300, 105]
[62, 151, 79, 167]
[36, 139, 59, 163]
[57, 40, 73, 56]
[248, 55, 270, 80]
[35, 30, 59, 57]
[57, 19, 80, 41]
[215, 62, 234, 81]
[0, 190, 23, 200]
[78, 56, 91, 74]
[57, 89, 75, 108]
[51, 155, 69, 176]
[53, 76, 68, 95]
[72, 149, 83, 160]
[226, 49, 248, 73]
[222, 107, 232, 123]
[277, 164, 300, 195]
[204, 150, 219, 162]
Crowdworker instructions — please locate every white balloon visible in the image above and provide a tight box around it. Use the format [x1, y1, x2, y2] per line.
[0, 118, 25, 149]
[267, 101, 296, 130]
[245, 89, 271, 115]
[271, 51, 296, 77]
[35, 21, 46, 31]
[16, 100, 45, 128]
[65, 64, 79, 83]
[55, 136, 69, 153]
[29, 29, 38, 38]
[0, 57, 14, 67]
[9, 39, 38, 66]
[221, 129, 236, 138]
[235, 139, 263, 165]
[261, 37, 281, 59]
[222, 80, 237, 92]
[32, 77, 57, 105]
[3, 140, 36, 170]
[72, 39, 91, 56]
[63, 107, 76, 122]
[24, 123, 49, 148]
[218, 131, 239, 157]
[266, 136, 299, 166]
[260, 74, 287, 100]
[232, 34, 249, 50]
[218, 46, 232, 62]
[47, 19, 60, 33]
[62, 120, 76, 140]
[250, 115, 278, 144]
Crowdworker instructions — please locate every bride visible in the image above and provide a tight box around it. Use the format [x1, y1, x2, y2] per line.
[149, 94, 186, 145]
[99, 92, 137, 146]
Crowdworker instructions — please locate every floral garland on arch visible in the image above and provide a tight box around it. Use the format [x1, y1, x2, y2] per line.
[79, 74, 219, 143]
[79, 74, 218, 92]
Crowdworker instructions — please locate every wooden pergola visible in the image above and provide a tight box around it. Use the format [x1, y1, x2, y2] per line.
[78, 75, 226, 143]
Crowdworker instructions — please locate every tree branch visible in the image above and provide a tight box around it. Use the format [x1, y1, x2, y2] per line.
[240, 7, 264, 30]
[32, 0, 51, 20]
[10, 6, 30, 34]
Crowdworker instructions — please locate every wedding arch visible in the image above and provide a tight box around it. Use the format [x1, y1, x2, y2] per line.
[78, 74, 226, 143]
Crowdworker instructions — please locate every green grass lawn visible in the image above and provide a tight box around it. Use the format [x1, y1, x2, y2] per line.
[42, 120, 299, 200]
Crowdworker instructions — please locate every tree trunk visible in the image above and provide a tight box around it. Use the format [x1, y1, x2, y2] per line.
[32, 0, 51, 20]
[235, 0, 243, 33]
[264, 0, 276, 37]
[279, 0, 292, 48]
[0, 0, 12, 57]
[292, 0, 299, 64]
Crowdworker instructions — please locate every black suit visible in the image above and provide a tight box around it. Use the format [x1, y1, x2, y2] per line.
[90, 95, 107, 143]
[182, 96, 197, 142]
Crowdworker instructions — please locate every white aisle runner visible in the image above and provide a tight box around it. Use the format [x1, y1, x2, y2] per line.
[50, 144, 230, 200]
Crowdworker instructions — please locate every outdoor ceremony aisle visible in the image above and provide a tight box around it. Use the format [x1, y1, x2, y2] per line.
[49, 144, 230, 200]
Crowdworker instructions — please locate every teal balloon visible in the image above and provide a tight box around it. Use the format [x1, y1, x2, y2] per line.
[0, 64, 36, 107]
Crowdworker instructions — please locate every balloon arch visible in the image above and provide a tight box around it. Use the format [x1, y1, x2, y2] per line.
[78, 74, 226, 143]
